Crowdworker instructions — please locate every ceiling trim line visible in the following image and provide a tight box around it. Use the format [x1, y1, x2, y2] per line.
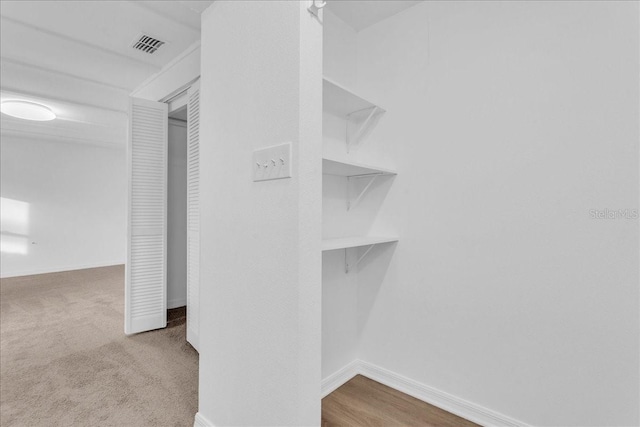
[0, 15, 162, 71]
[0, 57, 131, 92]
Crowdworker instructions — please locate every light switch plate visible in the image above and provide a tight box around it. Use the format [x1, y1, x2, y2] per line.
[253, 143, 292, 182]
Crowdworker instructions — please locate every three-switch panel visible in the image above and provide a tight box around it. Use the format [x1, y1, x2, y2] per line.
[252, 142, 292, 182]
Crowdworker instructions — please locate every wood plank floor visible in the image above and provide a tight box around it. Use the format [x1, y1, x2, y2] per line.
[322, 375, 479, 427]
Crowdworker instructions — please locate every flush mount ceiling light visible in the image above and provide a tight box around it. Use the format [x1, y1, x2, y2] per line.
[0, 100, 56, 121]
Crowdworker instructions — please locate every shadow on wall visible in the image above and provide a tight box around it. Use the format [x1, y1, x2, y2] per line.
[356, 242, 397, 336]
[322, 174, 396, 239]
[350, 174, 395, 215]
[346, 107, 385, 151]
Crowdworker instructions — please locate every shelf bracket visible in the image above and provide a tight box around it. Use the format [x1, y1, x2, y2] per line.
[346, 106, 379, 153]
[307, 0, 326, 17]
[345, 244, 376, 273]
[347, 173, 380, 211]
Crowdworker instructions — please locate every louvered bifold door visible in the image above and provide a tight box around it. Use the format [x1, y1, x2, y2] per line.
[186, 80, 200, 351]
[125, 97, 168, 335]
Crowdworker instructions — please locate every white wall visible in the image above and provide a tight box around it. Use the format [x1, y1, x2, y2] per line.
[197, 1, 322, 426]
[0, 136, 126, 278]
[167, 120, 187, 308]
[322, 9, 359, 381]
[323, 9, 358, 88]
[354, 1, 639, 426]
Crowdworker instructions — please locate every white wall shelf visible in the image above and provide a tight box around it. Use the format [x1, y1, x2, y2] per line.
[323, 158, 397, 210]
[321, 76, 396, 269]
[322, 157, 396, 178]
[322, 236, 397, 251]
[322, 236, 398, 273]
[323, 77, 386, 153]
[323, 77, 385, 117]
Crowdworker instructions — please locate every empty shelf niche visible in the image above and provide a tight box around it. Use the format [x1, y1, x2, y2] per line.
[322, 158, 396, 178]
[323, 77, 385, 117]
[322, 236, 398, 252]
[322, 236, 398, 273]
[323, 77, 386, 152]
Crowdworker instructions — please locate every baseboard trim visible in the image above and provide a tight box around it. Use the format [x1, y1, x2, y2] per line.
[323, 360, 530, 427]
[193, 412, 215, 427]
[321, 359, 360, 397]
[0, 261, 124, 279]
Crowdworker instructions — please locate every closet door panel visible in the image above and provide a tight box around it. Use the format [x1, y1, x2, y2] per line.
[186, 80, 200, 350]
[125, 97, 168, 334]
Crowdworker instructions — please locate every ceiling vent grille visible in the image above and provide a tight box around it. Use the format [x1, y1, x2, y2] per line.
[132, 34, 165, 54]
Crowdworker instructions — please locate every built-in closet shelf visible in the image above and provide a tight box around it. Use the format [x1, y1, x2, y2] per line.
[323, 158, 396, 178]
[322, 236, 399, 252]
[323, 237, 398, 272]
[323, 77, 385, 117]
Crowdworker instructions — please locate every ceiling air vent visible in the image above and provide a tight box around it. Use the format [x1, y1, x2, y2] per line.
[132, 34, 165, 54]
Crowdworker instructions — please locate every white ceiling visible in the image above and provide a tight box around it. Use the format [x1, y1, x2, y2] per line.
[0, 1, 416, 147]
[0, 1, 213, 147]
[326, 0, 423, 32]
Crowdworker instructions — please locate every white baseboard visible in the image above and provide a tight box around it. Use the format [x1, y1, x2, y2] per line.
[193, 412, 215, 427]
[321, 359, 360, 397]
[0, 261, 124, 279]
[323, 360, 530, 427]
[168, 297, 187, 309]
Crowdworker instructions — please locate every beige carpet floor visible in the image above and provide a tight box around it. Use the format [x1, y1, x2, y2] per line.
[0, 265, 198, 427]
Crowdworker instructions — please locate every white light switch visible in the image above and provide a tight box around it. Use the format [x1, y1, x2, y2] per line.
[253, 143, 292, 182]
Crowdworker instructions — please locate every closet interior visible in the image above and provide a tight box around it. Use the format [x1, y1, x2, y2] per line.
[167, 107, 188, 313]
[321, 9, 399, 395]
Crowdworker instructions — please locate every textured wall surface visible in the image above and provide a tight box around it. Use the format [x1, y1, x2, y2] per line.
[321, 9, 360, 382]
[198, 1, 322, 425]
[355, 1, 639, 426]
[1, 137, 126, 277]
